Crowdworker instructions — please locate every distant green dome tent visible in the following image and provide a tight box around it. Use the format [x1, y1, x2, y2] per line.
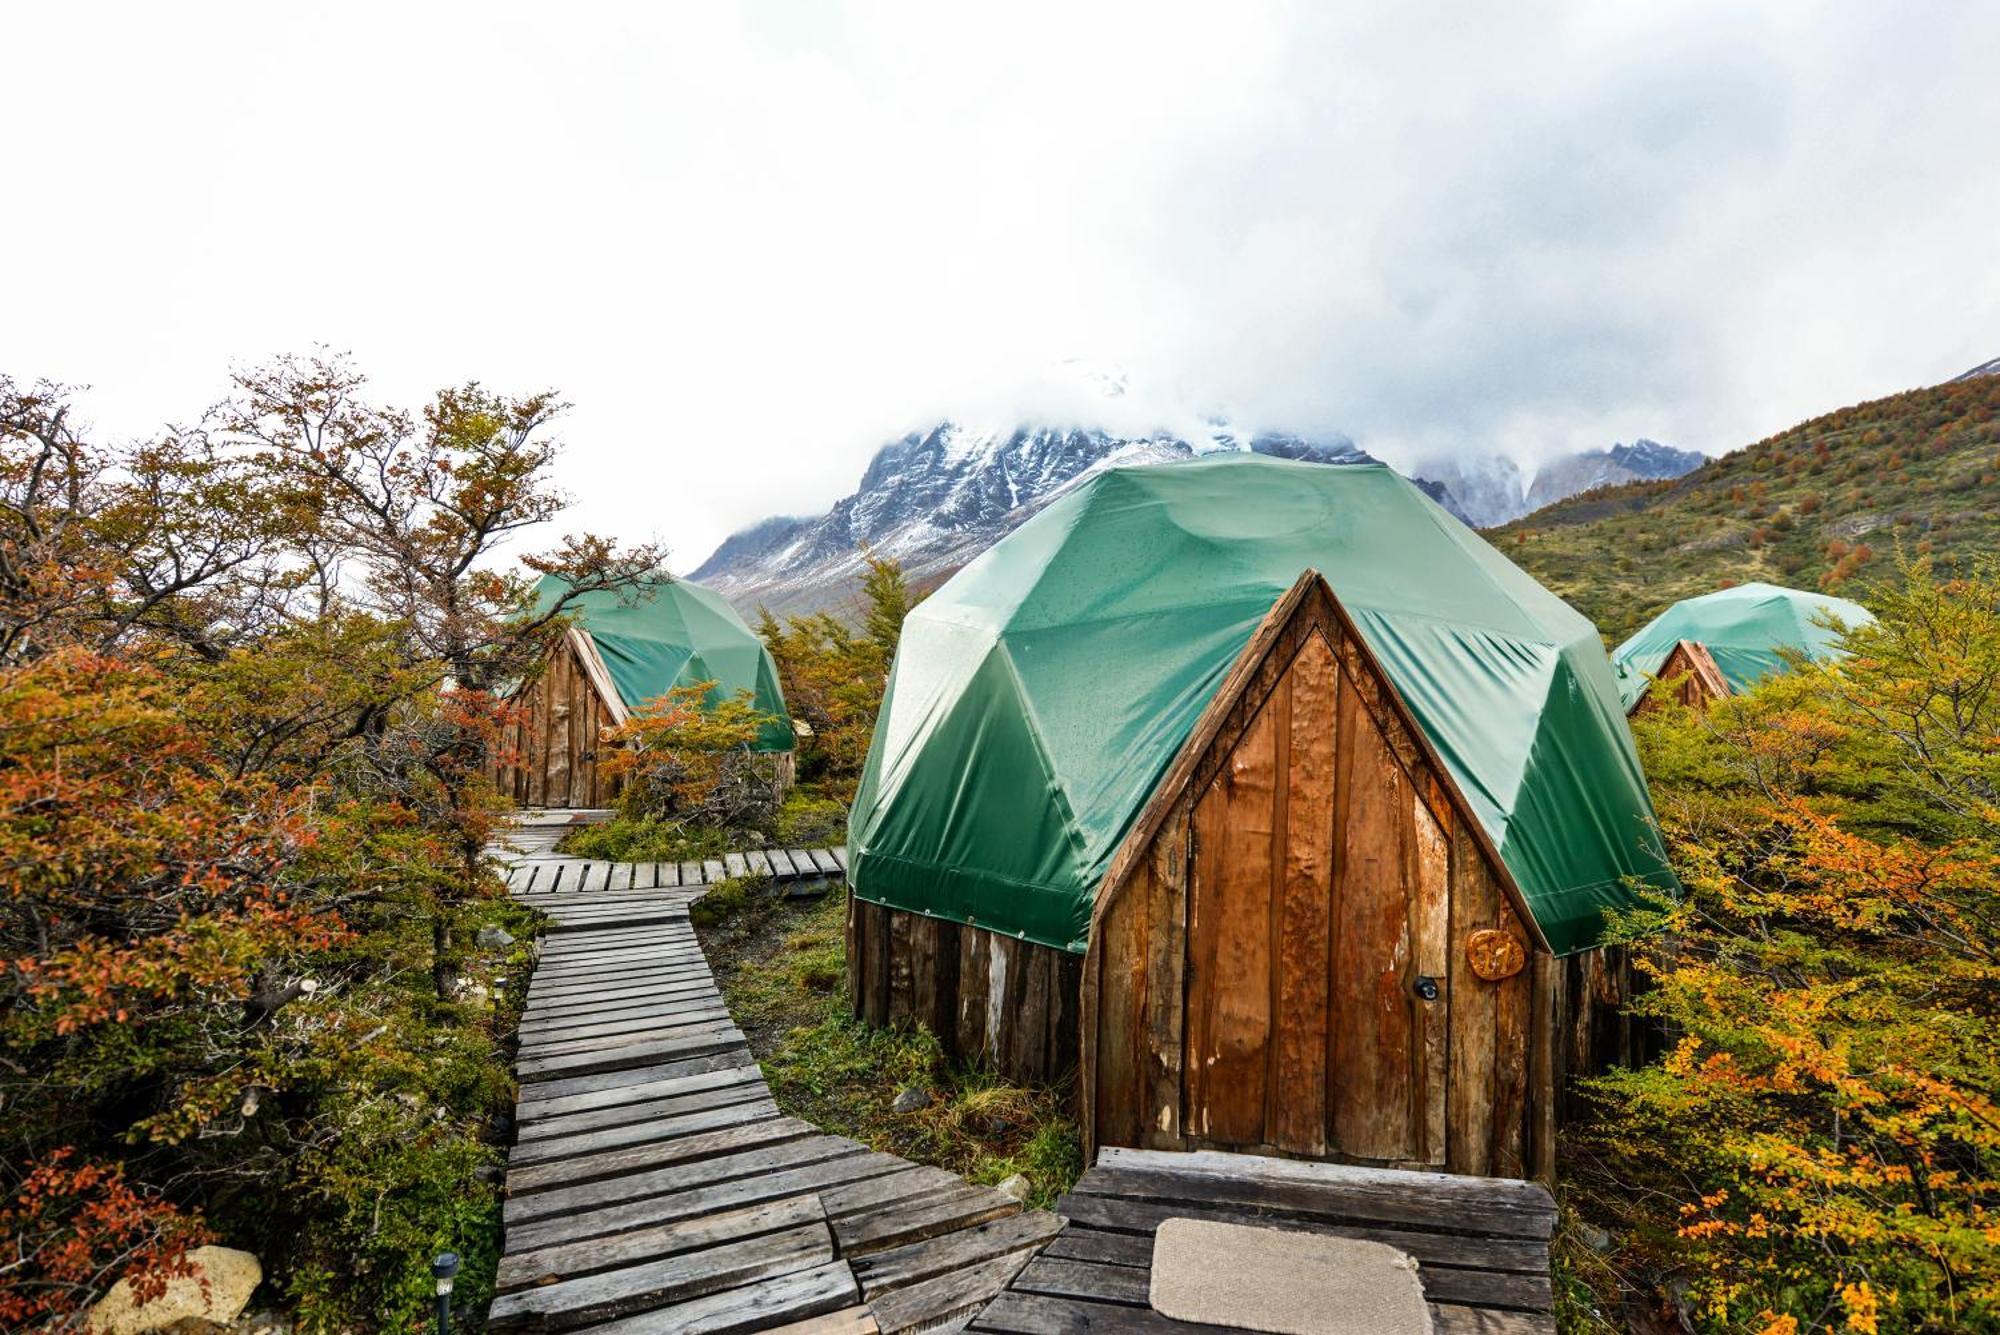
[491, 573, 791, 808]
[1611, 582, 1873, 712]
[847, 455, 1680, 1173]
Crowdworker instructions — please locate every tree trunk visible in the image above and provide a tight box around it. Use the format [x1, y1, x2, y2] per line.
[433, 913, 454, 1000]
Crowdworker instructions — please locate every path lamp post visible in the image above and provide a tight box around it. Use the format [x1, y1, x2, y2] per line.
[432, 1252, 460, 1334]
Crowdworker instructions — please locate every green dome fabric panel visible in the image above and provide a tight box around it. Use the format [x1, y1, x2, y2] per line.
[1611, 582, 1873, 709]
[850, 456, 1678, 957]
[533, 574, 792, 752]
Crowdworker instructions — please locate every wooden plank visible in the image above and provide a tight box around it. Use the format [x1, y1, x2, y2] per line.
[885, 909, 916, 1026]
[865, 1246, 1040, 1334]
[486, 1219, 835, 1331]
[508, 1098, 778, 1167]
[831, 846, 849, 870]
[1456, 819, 1504, 1175]
[1271, 632, 1335, 1155]
[505, 1133, 865, 1230]
[505, 1148, 900, 1253]
[809, 848, 843, 876]
[1090, 861, 1146, 1150]
[1529, 948, 1558, 1184]
[766, 849, 797, 877]
[859, 899, 890, 1027]
[908, 914, 959, 1040]
[1413, 792, 1451, 1167]
[1087, 1148, 1555, 1238]
[1330, 682, 1418, 1162]
[497, 1193, 822, 1293]
[514, 1026, 747, 1084]
[746, 850, 774, 878]
[524, 989, 729, 1027]
[1185, 695, 1276, 1146]
[507, 1110, 811, 1195]
[516, 1049, 761, 1108]
[974, 1291, 1230, 1333]
[703, 858, 727, 884]
[850, 1210, 1063, 1294]
[724, 852, 750, 880]
[1140, 802, 1188, 1150]
[580, 1260, 862, 1335]
[955, 923, 990, 1062]
[545, 645, 574, 810]
[658, 861, 681, 889]
[1040, 1226, 1149, 1268]
[1004, 936, 1050, 1085]
[1051, 1193, 1549, 1274]
[1431, 1305, 1558, 1335]
[832, 1183, 1019, 1256]
[683, 860, 706, 886]
[1492, 898, 1533, 1178]
[1013, 1255, 1148, 1306]
[518, 1006, 734, 1049]
[516, 1076, 772, 1140]
[764, 1307, 879, 1335]
[786, 849, 818, 879]
[818, 1166, 964, 1220]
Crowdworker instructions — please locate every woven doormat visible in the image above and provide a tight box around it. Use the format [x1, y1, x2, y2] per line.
[1149, 1217, 1433, 1335]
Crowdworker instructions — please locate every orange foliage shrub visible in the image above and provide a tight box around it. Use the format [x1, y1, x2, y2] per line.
[1585, 561, 2000, 1332]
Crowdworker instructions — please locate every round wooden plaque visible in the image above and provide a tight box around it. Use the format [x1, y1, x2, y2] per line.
[1466, 928, 1527, 981]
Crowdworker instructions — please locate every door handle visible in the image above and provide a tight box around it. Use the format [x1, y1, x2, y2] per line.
[1412, 975, 1440, 1002]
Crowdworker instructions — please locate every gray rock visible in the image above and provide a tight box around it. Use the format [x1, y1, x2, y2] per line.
[1580, 1224, 1613, 1253]
[88, 1246, 262, 1333]
[233, 1311, 292, 1335]
[891, 1086, 932, 1114]
[476, 925, 516, 948]
[996, 1172, 1032, 1202]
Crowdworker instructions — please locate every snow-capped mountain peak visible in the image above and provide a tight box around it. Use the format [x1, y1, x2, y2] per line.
[692, 419, 1371, 616]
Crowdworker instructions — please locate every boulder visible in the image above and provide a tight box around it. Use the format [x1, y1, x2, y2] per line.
[890, 1086, 931, 1114]
[996, 1173, 1032, 1203]
[88, 1247, 262, 1334]
[475, 925, 516, 948]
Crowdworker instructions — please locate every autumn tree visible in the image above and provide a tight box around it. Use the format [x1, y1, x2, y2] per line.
[0, 356, 653, 1325]
[757, 554, 910, 798]
[220, 352, 661, 992]
[1582, 559, 2000, 1333]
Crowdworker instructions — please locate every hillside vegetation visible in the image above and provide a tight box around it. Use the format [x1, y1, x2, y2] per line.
[1498, 374, 2000, 641]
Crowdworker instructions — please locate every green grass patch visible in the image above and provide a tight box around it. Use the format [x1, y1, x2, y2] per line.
[558, 816, 732, 863]
[696, 891, 1081, 1210]
[565, 783, 850, 863]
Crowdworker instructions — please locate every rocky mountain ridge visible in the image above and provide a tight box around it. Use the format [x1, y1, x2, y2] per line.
[694, 421, 1701, 616]
[692, 421, 1373, 616]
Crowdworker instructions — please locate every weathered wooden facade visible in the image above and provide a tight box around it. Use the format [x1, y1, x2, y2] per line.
[492, 627, 630, 810]
[1627, 638, 1730, 715]
[850, 573, 1647, 1181]
[846, 898, 1084, 1088]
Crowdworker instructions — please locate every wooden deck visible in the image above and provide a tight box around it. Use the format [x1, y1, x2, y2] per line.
[492, 833, 1056, 1332]
[972, 1148, 1557, 1334]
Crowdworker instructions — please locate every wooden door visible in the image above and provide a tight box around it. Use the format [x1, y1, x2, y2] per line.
[1182, 629, 1449, 1164]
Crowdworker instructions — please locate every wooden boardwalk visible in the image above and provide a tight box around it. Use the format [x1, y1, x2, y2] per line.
[491, 832, 1058, 1332]
[973, 1148, 1557, 1334]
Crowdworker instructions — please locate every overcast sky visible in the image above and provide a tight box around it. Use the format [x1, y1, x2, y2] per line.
[5, 2, 1997, 571]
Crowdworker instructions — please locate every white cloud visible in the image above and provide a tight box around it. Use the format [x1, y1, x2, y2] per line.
[3, 1, 1996, 569]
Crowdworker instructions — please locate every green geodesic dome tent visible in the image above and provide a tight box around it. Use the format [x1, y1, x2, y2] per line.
[849, 454, 1678, 957]
[1611, 582, 1873, 711]
[533, 574, 792, 752]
